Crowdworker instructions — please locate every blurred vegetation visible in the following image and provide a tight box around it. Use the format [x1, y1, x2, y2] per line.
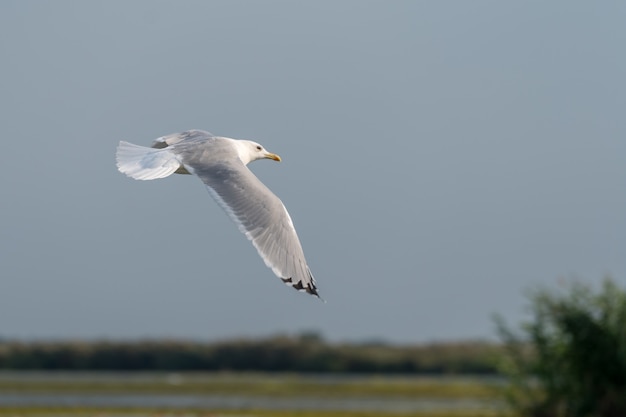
[0, 333, 500, 374]
[495, 277, 626, 417]
[0, 372, 498, 399]
[0, 406, 498, 417]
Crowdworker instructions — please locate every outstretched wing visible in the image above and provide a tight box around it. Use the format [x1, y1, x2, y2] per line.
[193, 162, 319, 298]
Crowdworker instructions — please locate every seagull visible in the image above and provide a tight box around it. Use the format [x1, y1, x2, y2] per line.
[116, 130, 320, 299]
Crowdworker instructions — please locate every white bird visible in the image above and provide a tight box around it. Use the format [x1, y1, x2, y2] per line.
[116, 130, 320, 298]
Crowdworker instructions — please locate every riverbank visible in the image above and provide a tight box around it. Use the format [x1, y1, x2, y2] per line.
[0, 372, 502, 416]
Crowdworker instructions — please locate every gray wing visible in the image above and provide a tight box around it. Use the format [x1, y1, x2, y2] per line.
[151, 130, 215, 148]
[151, 130, 216, 175]
[193, 162, 320, 298]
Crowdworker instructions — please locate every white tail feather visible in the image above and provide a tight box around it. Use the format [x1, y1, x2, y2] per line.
[116, 141, 181, 180]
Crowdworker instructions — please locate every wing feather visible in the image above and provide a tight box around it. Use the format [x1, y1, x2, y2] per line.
[194, 163, 319, 297]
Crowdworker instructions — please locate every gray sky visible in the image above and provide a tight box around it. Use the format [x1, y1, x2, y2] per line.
[1, 1, 624, 343]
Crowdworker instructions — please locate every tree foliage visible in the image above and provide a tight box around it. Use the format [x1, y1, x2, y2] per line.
[0, 333, 499, 374]
[495, 278, 626, 417]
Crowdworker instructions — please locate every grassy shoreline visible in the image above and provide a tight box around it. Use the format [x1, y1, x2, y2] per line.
[0, 372, 500, 399]
[0, 372, 502, 417]
[0, 408, 499, 417]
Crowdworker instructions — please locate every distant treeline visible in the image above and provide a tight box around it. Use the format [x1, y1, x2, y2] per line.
[0, 333, 500, 374]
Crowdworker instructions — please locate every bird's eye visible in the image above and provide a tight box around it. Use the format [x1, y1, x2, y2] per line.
[256, 145, 262, 151]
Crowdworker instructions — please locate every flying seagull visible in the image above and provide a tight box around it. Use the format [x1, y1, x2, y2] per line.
[116, 130, 320, 299]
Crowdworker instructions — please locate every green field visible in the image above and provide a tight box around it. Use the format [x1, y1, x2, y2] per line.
[0, 372, 503, 417]
[0, 409, 499, 417]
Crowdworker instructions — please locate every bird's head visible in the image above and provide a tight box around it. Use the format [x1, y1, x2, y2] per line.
[236, 140, 281, 165]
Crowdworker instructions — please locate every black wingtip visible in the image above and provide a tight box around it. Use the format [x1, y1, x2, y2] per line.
[281, 277, 323, 301]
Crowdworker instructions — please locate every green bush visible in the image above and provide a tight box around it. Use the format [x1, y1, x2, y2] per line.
[495, 278, 626, 417]
[0, 334, 500, 374]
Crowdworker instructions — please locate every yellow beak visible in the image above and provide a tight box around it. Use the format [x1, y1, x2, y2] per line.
[265, 152, 282, 162]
